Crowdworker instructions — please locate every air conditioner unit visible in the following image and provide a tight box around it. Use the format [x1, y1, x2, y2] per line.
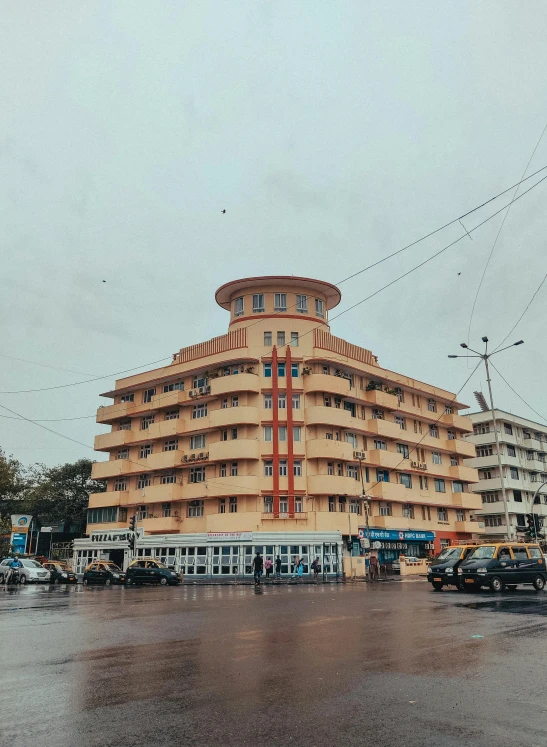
[189, 389, 197, 398]
[198, 452, 204, 459]
[204, 452, 209, 459]
[182, 455, 188, 462]
[419, 462, 428, 470]
[410, 460, 418, 467]
[189, 454, 196, 461]
[353, 450, 366, 460]
[198, 386, 211, 395]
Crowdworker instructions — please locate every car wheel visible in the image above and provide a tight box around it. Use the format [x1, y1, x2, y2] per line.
[159, 576, 168, 586]
[125, 577, 132, 585]
[105, 578, 111, 586]
[490, 576, 503, 593]
[19, 575, 27, 585]
[533, 575, 545, 591]
[432, 581, 443, 591]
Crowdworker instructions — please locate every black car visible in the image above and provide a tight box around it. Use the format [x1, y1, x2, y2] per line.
[427, 545, 478, 591]
[83, 561, 126, 585]
[459, 543, 546, 592]
[42, 561, 78, 584]
[126, 559, 181, 586]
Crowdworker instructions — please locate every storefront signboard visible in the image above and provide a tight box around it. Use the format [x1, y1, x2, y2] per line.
[90, 528, 143, 543]
[206, 532, 253, 542]
[11, 515, 32, 554]
[363, 529, 435, 542]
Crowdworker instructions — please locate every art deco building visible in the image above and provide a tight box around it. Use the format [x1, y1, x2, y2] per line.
[73, 276, 480, 576]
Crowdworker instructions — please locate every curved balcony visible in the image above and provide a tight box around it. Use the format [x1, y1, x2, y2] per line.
[94, 430, 136, 452]
[307, 474, 361, 496]
[452, 493, 482, 510]
[88, 491, 121, 509]
[96, 390, 187, 424]
[138, 516, 182, 533]
[305, 406, 354, 429]
[439, 412, 473, 432]
[119, 483, 184, 506]
[208, 439, 260, 462]
[366, 481, 409, 503]
[184, 475, 260, 499]
[303, 374, 355, 398]
[306, 439, 356, 461]
[209, 406, 259, 429]
[209, 373, 260, 398]
[446, 439, 476, 458]
[454, 520, 481, 534]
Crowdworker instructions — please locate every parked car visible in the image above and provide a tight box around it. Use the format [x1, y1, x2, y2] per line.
[83, 561, 126, 585]
[459, 543, 546, 591]
[0, 558, 50, 584]
[42, 561, 78, 584]
[126, 559, 181, 586]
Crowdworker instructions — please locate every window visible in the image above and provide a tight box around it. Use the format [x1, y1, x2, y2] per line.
[290, 332, 299, 347]
[278, 362, 286, 377]
[114, 478, 127, 492]
[262, 393, 273, 410]
[264, 496, 273, 513]
[400, 473, 412, 489]
[292, 393, 300, 409]
[434, 478, 446, 493]
[427, 399, 436, 412]
[450, 455, 458, 466]
[193, 374, 209, 389]
[137, 474, 150, 489]
[229, 497, 237, 513]
[397, 443, 409, 459]
[350, 499, 361, 515]
[234, 297, 244, 317]
[315, 298, 324, 318]
[140, 444, 153, 458]
[293, 497, 302, 513]
[507, 445, 516, 457]
[437, 507, 448, 522]
[163, 381, 184, 393]
[161, 502, 171, 518]
[192, 403, 207, 419]
[324, 395, 332, 407]
[456, 509, 465, 522]
[231, 396, 238, 408]
[291, 363, 299, 377]
[452, 481, 464, 493]
[87, 507, 119, 524]
[376, 469, 390, 483]
[143, 388, 156, 403]
[444, 406, 453, 414]
[429, 425, 439, 438]
[264, 332, 272, 346]
[220, 463, 227, 477]
[447, 431, 455, 441]
[165, 410, 179, 420]
[402, 503, 414, 519]
[323, 365, 330, 375]
[118, 420, 131, 431]
[190, 434, 206, 450]
[294, 460, 302, 477]
[117, 448, 128, 460]
[264, 363, 272, 378]
[338, 497, 346, 512]
[484, 515, 503, 527]
[513, 489, 523, 502]
[325, 432, 333, 440]
[136, 505, 148, 520]
[482, 492, 499, 503]
[274, 293, 287, 312]
[161, 473, 177, 484]
[327, 462, 334, 476]
[121, 393, 134, 403]
[476, 445, 493, 457]
[264, 426, 273, 442]
[141, 415, 154, 430]
[189, 467, 205, 483]
[278, 392, 286, 409]
[395, 415, 406, 430]
[231, 428, 238, 440]
[395, 388, 404, 404]
[374, 440, 387, 450]
[347, 465, 358, 479]
[164, 439, 178, 452]
[222, 398, 228, 409]
[504, 423, 513, 435]
[253, 294, 265, 313]
[280, 499, 288, 513]
[277, 331, 286, 346]
[379, 502, 391, 516]
[279, 426, 287, 441]
[345, 433, 358, 448]
[264, 460, 273, 477]
[510, 467, 519, 480]
[187, 500, 204, 517]
[337, 462, 343, 476]
[219, 498, 226, 514]
[372, 409, 384, 420]
[293, 426, 301, 442]
[279, 460, 288, 476]
[432, 452, 442, 465]
[328, 496, 335, 512]
[296, 294, 308, 313]
[480, 469, 492, 480]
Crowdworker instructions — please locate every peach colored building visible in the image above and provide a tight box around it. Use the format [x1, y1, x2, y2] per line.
[73, 276, 480, 576]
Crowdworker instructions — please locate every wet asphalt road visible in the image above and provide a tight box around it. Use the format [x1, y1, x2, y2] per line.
[1, 580, 547, 747]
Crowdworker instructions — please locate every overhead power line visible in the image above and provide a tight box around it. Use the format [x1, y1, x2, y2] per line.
[489, 361, 547, 425]
[493, 272, 547, 353]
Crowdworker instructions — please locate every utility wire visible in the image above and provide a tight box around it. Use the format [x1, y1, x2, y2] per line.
[489, 361, 547, 425]
[467, 122, 547, 346]
[0, 352, 96, 377]
[492, 272, 547, 353]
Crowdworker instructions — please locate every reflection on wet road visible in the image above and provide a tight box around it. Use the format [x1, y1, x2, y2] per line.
[1, 581, 547, 746]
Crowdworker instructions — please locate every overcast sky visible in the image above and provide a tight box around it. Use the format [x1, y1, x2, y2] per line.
[1, 1, 547, 467]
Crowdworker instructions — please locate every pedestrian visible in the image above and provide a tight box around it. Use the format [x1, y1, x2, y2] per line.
[369, 553, 379, 582]
[297, 558, 304, 580]
[311, 556, 320, 581]
[292, 556, 300, 578]
[264, 557, 272, 579]
[252, 552, 263, 586]
[275, 555, 282, 580]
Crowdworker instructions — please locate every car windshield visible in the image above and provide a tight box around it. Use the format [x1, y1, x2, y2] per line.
[152, 561, 167, 568]
[433, 547, 461, 563]
[468, 546, 495, 560]
[56, 564, 71, 571]
[103, 563, 121, 571]
[21, 560, 42, 568]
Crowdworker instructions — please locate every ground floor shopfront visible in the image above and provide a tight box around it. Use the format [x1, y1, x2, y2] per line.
[73, 530, 343, 578]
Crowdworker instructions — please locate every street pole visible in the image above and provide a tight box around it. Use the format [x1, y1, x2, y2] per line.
[530, 481, 547, 543]
[448, 336, 524, 543]
[358, 457, 371, 578]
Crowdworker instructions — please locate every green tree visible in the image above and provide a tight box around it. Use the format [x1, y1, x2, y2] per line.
[0, 448, 26, 518]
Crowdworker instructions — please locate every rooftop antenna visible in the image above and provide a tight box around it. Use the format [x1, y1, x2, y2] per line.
[474, 391, 489, 411]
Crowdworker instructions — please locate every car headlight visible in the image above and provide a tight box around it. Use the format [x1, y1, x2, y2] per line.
[445, 568, 453, 574]
[61, 573, 68, 577]
[112, 573, 120, 578]
[478, 568, 488, 574]
[458, 569, 463, 574]
[170, 571, 177, 576]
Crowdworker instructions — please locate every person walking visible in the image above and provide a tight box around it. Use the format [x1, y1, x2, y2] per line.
[297, 558, 304, 581]
[311, 556, 320, 581]
[252, 552, 264, 586]
[369, 553, 379, 582]
[292, 556, 300, 578]
[264, 557, 273, 580]
[275, 555, 282, 580]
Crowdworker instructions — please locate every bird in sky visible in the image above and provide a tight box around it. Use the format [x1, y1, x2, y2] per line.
[102, 280, 106, 283]
[457, 273, 461, 276]
[221, 209, 226, 214]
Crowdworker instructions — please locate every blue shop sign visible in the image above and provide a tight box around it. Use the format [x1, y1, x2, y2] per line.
[11, 532, 27, 553]
[365, 529, 435, 542]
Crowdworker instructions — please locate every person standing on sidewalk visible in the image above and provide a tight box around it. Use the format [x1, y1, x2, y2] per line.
[369, 553, 379, 582]
[252, 552, 264, 586]
[264, 557, 272, 579]
[311, 557, 320, 581]
[296, 558, 304, 581]
[275, 555, 282, 580]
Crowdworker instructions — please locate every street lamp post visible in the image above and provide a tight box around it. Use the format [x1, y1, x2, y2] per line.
[358, 457, 371, 578]
[530, 481, 547, 542]
[448, 336, 524, 543]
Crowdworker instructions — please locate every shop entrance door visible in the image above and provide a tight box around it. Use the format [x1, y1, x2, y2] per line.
[109, 549, 125, 568]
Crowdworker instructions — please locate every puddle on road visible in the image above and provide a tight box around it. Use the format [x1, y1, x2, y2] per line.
[457, 598, 547, 615]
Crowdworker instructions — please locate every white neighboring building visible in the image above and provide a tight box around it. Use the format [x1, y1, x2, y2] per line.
[465, 410, 547, 540]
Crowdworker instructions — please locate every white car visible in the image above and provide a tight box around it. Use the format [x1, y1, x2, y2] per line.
[0, 558, 51, 584]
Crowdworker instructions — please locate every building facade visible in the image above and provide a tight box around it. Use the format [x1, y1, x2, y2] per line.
[464, 410, 547, 540]
[74, 276, 480, 575]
